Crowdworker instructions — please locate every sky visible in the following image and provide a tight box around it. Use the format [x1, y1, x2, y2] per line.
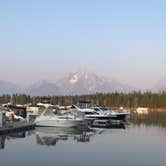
[0, 0, 166, 89]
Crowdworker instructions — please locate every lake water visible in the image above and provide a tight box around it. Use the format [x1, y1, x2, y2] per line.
[0, 120, 166, 166]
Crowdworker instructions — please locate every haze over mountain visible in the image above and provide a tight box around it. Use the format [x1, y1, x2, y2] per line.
[56, 70, 131, 95]
[0, 70, 165, 96]
[154, 77, 166, 92]
[0, 80, 20, 95]
[26, 80, 60, 96]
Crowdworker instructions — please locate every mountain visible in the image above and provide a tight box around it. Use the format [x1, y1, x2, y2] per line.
[56, 70, 131, 95]
[0, 80, 20, 95]
[0, 70, 132, 96]
[1, 73, 166, 96]
[26, 80, 60, 96]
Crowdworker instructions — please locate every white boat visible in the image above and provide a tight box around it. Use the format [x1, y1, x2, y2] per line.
[35, 108, 84, 127]
[72, 105, 129, 121]
[91, 106, 130, 121]
[72, 105, 112, 120]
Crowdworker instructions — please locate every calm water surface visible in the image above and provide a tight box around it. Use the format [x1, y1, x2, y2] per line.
[0, 122, 166, 166]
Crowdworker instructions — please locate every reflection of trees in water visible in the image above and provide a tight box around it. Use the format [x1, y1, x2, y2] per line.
[131, 111, 166, 128]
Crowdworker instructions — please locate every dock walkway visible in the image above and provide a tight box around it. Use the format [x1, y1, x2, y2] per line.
[0, 120, 35, 135]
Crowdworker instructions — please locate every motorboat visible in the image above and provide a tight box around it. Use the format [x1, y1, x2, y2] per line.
[72, 105, 129, 121]
[91, 106, 130, 121]
[72, 105, 113, 127]
[72, 105, 112, 120]
[35, 108, 84, 127]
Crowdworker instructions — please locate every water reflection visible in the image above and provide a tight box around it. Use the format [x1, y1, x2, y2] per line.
[0, 122, 133, 149]
[0, 136, 5, 149]
[0, 131, 28, 150]
[35, 123, 126, 146]
[131, 111, 166, 128]
[35, 127, 95, 146]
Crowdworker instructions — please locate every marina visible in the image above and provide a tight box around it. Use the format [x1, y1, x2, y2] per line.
[0, 101, 166, 166]
[1, 0, 166, 165]
[0, 102, 166, 166]
[0, 102, 127, 135]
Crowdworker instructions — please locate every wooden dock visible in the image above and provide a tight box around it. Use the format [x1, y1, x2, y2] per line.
[0, 120, 35, 135]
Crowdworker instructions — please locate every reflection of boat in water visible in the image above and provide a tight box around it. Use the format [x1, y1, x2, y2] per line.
[35, 108, 84, 127]
[90, 123, 126, 129]
[35, 122, 127, 146]
[89, 123, 127, 136]
[35, 126, 94, 146]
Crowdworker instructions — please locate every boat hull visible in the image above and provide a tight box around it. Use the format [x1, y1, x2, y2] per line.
[110, 114, 128, 121]
[85, 113, 128, 121]
[35, 119, 83, 127]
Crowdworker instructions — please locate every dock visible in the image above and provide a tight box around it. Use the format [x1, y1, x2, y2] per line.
[0, 120, 35, 135]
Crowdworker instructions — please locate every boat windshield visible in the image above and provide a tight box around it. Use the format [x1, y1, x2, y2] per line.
[91, 107, 108, 112]
[99, 106, 108, 111]
[93, 108, 101, 112]
[37, 108, 56, 117]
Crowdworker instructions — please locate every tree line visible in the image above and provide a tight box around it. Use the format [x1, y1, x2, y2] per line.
[0, 92, 166, 109]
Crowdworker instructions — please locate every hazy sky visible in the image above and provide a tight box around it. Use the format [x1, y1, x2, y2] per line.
[0, 0, 166, 89]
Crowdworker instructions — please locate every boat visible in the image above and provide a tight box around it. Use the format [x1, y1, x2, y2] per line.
[91, 106, 130, 121]
[35, 108, 84, 127]
[72, 105, 129, 121]
[72, 105, 112, 120]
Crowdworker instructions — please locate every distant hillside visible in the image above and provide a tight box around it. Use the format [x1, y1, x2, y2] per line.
[0, 70, 133, 96]
[0, 80, 20, 95]
[26, 80, 60, 96]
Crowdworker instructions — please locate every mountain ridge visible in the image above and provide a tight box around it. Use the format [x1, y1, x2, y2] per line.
[0, 70, 165, 95]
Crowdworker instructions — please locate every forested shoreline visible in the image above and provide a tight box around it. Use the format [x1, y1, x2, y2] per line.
[0, 92, 166, 109]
